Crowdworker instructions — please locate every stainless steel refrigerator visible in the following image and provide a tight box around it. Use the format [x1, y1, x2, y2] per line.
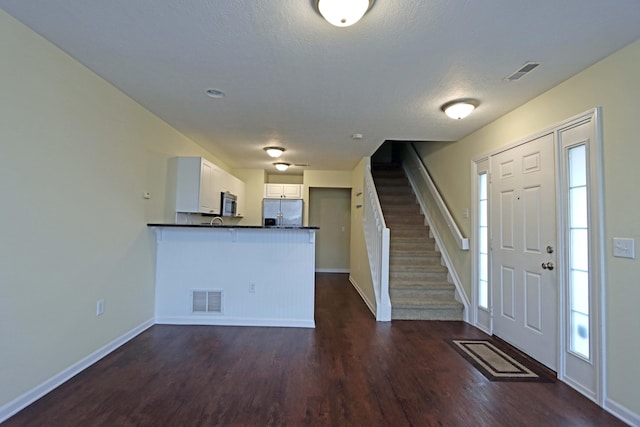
[263, 198, 303, 227]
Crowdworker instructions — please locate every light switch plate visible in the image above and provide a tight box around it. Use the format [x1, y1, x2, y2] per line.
[613, 237, 635, 259]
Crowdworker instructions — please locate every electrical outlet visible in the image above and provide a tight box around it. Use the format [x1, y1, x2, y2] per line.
[249, 283, 256, 293]
[96, 299, 105, 316]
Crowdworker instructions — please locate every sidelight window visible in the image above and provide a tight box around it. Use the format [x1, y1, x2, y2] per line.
[567, 144, 590, 359]
[478, 172, 489, 310]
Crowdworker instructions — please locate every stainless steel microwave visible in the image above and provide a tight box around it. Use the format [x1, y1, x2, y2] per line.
[221, 191, 237, 217]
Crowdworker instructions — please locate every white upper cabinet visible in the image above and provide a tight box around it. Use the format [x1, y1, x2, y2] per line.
[175, 157, 222, 214]
[264, 183, 303, 199]
[174, 156, 245, 217]
[228, 175, 245, 217]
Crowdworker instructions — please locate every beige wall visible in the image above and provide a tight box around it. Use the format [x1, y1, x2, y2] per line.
[309, 188, 352, 271]
[0, 10, 229, 408]
[302, 170, 352, 225]
[266, 174, 303, 184]
[414, 39, 640, 416]
[233, 169, 267, 226]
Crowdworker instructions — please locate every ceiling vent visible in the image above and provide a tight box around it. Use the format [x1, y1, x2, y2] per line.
[504, 62, 541, 81]
[192, 290, 223, 313]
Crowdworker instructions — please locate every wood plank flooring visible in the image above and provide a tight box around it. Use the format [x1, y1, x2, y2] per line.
[4, 273, 624, 426]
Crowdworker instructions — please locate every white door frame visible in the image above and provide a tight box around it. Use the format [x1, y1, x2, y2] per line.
[470, 108, 604, 405]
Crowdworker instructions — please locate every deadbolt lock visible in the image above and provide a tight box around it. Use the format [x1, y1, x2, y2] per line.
[546, 245, 554, 254]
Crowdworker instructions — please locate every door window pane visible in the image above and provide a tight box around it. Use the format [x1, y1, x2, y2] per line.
[479, 281, 488, 308]
[570, 311, 590, 358]
[570, 187, 588, 228]
[569, 145, 587, 187]
[570, 270, 589, 314]
[570, 229, 589, 272]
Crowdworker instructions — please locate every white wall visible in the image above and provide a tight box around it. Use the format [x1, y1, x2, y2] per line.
[0, 9, 228, 412]
[348, 158, 377, 314]
[414, 39, 640, 420]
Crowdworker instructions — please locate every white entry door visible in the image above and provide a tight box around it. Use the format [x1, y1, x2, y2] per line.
[490, 133, 557, 370]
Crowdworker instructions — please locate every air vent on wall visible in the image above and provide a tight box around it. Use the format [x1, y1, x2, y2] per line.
[504, 62, 541, 81]
[192, 290, 223, 313]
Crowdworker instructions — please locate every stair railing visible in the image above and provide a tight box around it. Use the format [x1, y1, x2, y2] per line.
[405, 144, 469, 250]
[363, 165, 392, 321]
[401, 143, 471, 319]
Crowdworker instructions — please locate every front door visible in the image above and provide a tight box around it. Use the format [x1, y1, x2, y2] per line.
[490, 133, 557, 369]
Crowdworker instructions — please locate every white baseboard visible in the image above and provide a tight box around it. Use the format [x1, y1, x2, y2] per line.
[0, 318, 154, 424]
[155, 316, 315, 328]
[348, 275, 376, 318]
[605, 397, 640, 426]
[316, 268, 350, 273]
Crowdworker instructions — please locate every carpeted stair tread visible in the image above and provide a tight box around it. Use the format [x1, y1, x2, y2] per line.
[389, 250, 442, 257]
[389, 263, 448, 271]
[390, 255, 442, 265]
[390, 280, 454, 289]
[391, 297, 463, 309]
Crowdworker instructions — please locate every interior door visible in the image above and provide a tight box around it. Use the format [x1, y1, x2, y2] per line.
[490, 133, 557, 369]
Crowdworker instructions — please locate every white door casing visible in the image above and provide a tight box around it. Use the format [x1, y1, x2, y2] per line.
[490, 133, 558, 370]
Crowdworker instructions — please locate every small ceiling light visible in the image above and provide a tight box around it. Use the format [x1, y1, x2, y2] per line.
[441, 99, 479, 120]
[264, 146, 286, 158]
[273, 162, 291, 171]
[315, 0, 375, 27]
[205, 88, 225, 99]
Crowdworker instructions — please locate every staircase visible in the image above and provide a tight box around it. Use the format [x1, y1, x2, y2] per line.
[372, 163, 464, 321]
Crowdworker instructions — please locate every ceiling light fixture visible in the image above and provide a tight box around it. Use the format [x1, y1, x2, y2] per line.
[314, 0, 375, 27]
[205, 88, 225, 99]
[273, 162, 291, 171]
[441, 99, 479, 120]
[263, 146, 286, 158]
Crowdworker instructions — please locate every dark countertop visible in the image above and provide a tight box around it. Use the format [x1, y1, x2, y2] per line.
[147, 223, 319, 230]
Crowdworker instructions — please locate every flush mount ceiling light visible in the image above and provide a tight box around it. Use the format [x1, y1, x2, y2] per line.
[273, 162, 291, 171]
[263, 146, 286, 158]
[441, 99, 479, 120]
[205, 88, 225, 99]
[314, 0, 375, 27]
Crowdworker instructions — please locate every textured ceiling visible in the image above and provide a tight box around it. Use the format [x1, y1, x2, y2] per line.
[2, 0, 640, 173]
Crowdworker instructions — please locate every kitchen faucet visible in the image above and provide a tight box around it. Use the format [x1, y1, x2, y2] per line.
[209, 217, 224, 226]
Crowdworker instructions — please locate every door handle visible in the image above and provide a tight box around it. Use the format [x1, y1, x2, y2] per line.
[541, 262, 554, 270]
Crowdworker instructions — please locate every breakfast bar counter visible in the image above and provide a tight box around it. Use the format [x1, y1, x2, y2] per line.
[148, 224, 318, 328]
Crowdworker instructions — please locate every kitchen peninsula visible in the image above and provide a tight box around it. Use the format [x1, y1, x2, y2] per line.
[148, 224, 319, 328]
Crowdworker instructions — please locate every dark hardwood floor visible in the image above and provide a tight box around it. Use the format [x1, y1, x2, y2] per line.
[4, 273, 624, 426]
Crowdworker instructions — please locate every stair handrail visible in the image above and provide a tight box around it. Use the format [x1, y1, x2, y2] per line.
[363, 166, 392, 321]
[407, 144, 469, 250]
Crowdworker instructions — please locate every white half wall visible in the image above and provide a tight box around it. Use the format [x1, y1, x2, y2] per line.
[153, 227, 316, 328]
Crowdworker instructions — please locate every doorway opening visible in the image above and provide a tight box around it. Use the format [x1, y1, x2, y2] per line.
[309, 188, 352, 273]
